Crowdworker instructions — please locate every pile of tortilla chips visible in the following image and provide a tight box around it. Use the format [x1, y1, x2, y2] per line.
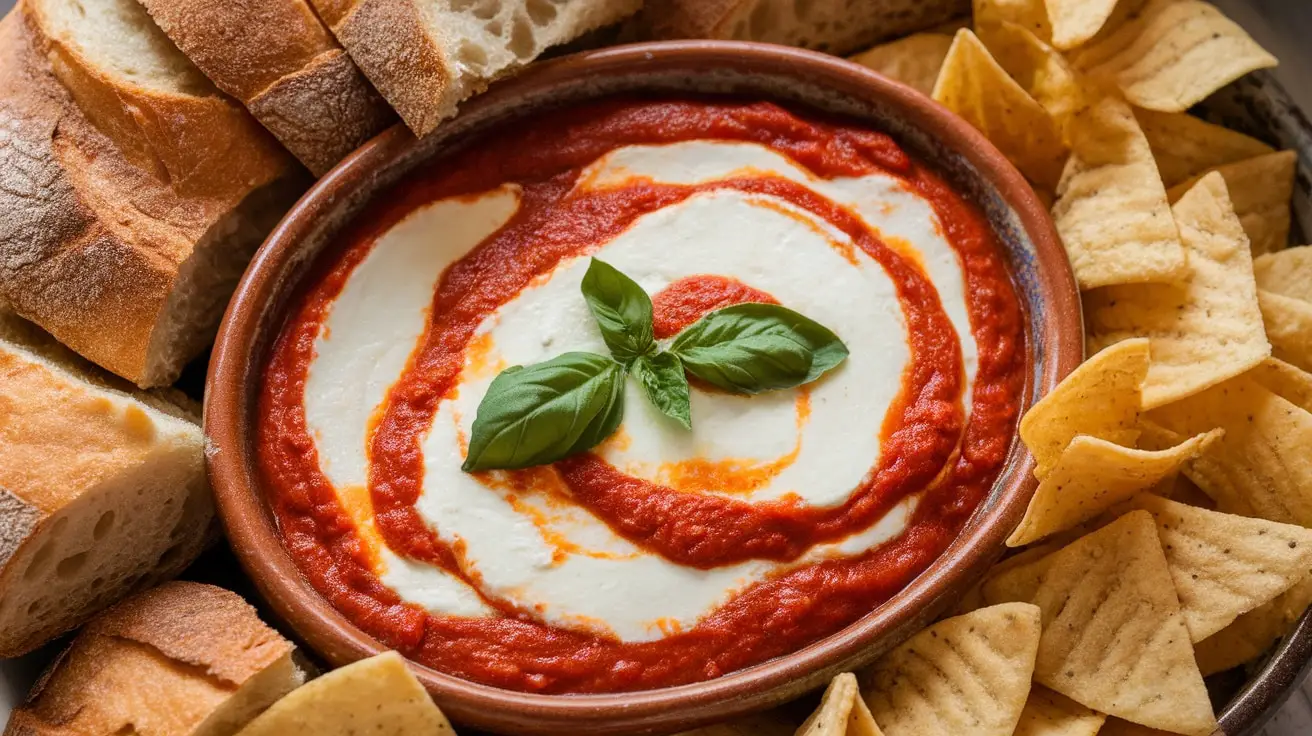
[736, 1, 1306, 734]
[227, 3, 1309, 736]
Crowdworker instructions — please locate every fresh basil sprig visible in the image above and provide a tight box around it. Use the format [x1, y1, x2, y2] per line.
[461, 258, 848, 472]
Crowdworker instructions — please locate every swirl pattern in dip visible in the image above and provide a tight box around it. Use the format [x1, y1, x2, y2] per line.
[258, 100, 1025, 693]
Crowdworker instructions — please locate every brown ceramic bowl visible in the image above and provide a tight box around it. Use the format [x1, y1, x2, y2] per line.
[205, 41, 1082, 736]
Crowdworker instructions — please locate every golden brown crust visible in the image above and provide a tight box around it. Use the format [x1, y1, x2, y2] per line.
[247, 49, 396, 175]
[637, 0, 743, 39]
[323, 0, 454, 136]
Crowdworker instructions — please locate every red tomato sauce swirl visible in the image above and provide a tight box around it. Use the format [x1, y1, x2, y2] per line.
[256, 100, 1025, 693]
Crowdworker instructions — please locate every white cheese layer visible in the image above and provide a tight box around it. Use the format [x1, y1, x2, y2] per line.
[302, 141, 976, 641]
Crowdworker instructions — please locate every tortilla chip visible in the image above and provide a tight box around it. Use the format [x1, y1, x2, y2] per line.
[973, 0, 1052, 42]
[796, 673, 884, 736]
[850, 34, 954, 97]
[679, 714, 798, 736]
[1255, 245, 1312, 300]
[1167, 151, 1297, 256]
[987, 512, 1216, 736]
[861, 603, 1040, 736]
[1013, 686, 1107, 736]
[1258, 289, 1312, 372]
[234, 651, 453, 736]
[1020, 338, 1149, 478]
[1007, 430, 1220, 547]
[1134, 109, 1276, 189]
[957, 541, 1065, 615]
[1098, 719, 1176, 736]
[1194, 575, 1312, 675]
[1149, 374, 1312, 526]
[976, 21, 1083, 124]
[1085, 172, 1271, 408]
[1072, 0, 1278, 113]
[1044, 0, 1117, 49]
[1051, 96, 1186, 290]
[1249, 357, 1312, 413]
[1125, 494, 1312, 641]
[932, 29, 1068, 189]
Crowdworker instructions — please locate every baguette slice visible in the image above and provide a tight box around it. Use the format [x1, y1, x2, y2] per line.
[312, 0, 643, 136]
[136, 0, 396, 176]
[0, 306, 214, 657]
[0, 2, 307, 387]
[4, 582, 306, 736]
[639, 0, 970, 56]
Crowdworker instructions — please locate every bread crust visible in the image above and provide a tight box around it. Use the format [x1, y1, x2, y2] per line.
[138, 0, 394, 175]
[0, 6, 304, 386]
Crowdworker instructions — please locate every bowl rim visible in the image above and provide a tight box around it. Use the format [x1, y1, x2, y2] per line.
[205, 39, 1082, 735]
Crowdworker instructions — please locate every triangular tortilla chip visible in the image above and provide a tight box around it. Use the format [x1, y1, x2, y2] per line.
[234, 651, 454, 736]
[1044, 0, 1117, 50]
[1013, 686, 1107, 736]
[1135, 108, 1275, 189]
[976, 21, 1082, 124]
[988, 512, 1216, 736]
[1258, 289, 1312, 371]
[1071, 0, 1277, 113]
[1007, 430, 1220, 547]
[1168, 151, 1297, 256]
[973, 0, 1053, 43]
[1149, 374, 1312, 526]
[796, 673, 884, 736]
[1194, 575, 1312, 676]
[1255, 245, 1312, 299]
[1052, 96, 1186, 290]
[850, 34, 953, 97]
[1124, 494, 1312, 641]
[932, 29, 1067, 189]
[957, 541, 1064, 615]
[861, 603, 1040, 736]
[1020, 338, 1149, 478]
[1250, 357, 1312, 413]
[1085, 172, 1271, 409]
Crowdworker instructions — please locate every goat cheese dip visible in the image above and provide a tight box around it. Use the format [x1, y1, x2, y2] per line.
[258, 99, 1025, 694]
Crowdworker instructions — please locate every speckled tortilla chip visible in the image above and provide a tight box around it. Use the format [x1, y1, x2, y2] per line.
[861, 603, 1040, 736]
[850, 34, 954, 97]
[988, 512, 1216, 736]
[977, 21, 1083, 124]
[234, 652, 454, 736]
[1007, 431, 1220, 547]
[1255, 246, 1312, 299]
[1020, 338, 1149, 478]
[1044, 0, 1118, 49]
[1085, 172, 1270, 408]
[957, 542, 1064, 615]
[1124, 494, 1312, 642]
[796, 673, 884, 736]
[1135, 109, 1275, 189]
[1250, 357, 1312, 413]
[1148, 374, 1312, 526]
[1072, 0, 1278, 113]
[1258, 290, 1312, 371]
[974, 0, 1052, 43]
[933, 30, 1068, 189]
[1051, 96, 1186, 289]
[1167, 151, 1297, 256]
[1013, 687, 1107, 736]
[1194, 576, 1312, 675]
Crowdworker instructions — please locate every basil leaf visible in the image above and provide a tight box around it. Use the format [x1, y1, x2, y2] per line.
[580, 258, 655, 364]
[462, 352, 625, 472]
[632, 352, 692, 429]
[670, 303, 849, 393]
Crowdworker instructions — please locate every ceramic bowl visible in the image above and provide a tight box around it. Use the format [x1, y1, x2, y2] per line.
[205, 40, 1082, 736]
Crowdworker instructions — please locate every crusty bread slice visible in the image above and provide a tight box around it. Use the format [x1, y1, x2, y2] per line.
[0, 306, 214, 657]
[0, 3, 307, 387]
[136, 0, 396, 175]
[312, 0, 643, 136]
[638, 0, 970, 56]
[3, 582, 306, 736]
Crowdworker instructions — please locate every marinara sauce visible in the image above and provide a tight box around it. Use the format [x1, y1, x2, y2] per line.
[257, 99, 1025, 693]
